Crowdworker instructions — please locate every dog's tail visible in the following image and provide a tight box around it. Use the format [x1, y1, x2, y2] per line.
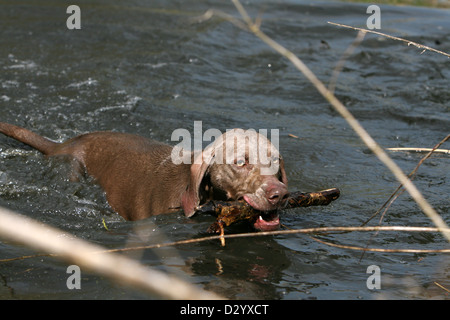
[0, 122, 59, 155]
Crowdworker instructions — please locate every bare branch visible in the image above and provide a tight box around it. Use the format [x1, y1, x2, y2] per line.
[311, 236, 450, 254]
[387, 147, 450, 154]
[328, 21, 450, 58]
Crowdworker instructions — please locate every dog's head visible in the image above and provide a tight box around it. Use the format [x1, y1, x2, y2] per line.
[182, 129, 288, 230]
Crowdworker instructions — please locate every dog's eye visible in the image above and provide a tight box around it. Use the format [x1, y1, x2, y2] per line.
[236, 159, 246, 167]
[271, 156, 280, 164]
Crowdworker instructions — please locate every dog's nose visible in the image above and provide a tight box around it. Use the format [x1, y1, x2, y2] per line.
[266, 185, 289, 206]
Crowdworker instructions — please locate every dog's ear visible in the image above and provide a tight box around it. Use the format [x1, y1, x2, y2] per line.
[181, 164, 209, 217]
[279, 156, 288, 187]
[181, 147, 215, 217]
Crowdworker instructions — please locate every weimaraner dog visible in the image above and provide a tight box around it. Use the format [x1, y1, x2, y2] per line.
[0, 122, 289, 230]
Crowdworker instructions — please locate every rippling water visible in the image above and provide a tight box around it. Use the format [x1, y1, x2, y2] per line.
[0, 0, 449, 299]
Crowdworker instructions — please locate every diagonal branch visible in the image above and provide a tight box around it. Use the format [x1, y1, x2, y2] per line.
[328, 22, 450, 58]
[229, 0, 450, 241]
[0, 207, 223, 299]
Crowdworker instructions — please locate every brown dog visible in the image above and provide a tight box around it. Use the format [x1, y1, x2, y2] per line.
[0, 122, 289, 230]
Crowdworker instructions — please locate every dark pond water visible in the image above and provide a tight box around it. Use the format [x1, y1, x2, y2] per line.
[0, 0, 449, 300]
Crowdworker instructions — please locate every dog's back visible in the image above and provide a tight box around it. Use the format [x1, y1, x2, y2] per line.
[0, 123, 190, 220]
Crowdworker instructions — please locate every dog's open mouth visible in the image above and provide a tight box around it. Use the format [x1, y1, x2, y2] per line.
[242, 194, 281, 231]
[252, 212, 280, 231]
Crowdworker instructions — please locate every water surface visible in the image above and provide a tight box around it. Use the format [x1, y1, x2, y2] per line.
[0, 0, 449, 299]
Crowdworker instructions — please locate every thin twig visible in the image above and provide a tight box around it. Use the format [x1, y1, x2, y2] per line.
[387, 147, 450, 154]
[358, 134, 450, 261]
[312, 236, 450, 254]
[434, 282, 450, 294]
[228, 0, 450, 242]
[100, 226, 450, 253]
[3, 225, 450, 263]
[328, 22, 450, 58]
[362, 134, 450, 227]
